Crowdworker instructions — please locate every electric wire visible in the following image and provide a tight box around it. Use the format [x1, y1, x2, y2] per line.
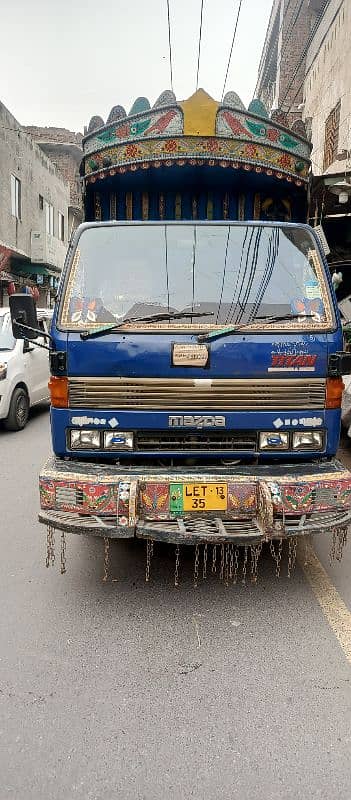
[221, 0, 244, 102]
[166, 0, 174, 92]
[247, 229, 275, 322]
[196, 0, 205, 91]
[234, 227, 263, 324]
[164, 225, 171, 313]
[255, 0, 322, 114]
[224, 226, 250, 324]
[190, 225, 197, 322]
[254, 0, 294, 98]
[216, 227, 231, 324]
[281, 7, 326, 111]
[276, 0, 305, 69]
[249, 227, 280, 322]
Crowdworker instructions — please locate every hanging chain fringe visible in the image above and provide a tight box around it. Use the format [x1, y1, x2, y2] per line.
[329, 527, 348, 564]
[45, 524, 349, 585]
[102, 536, 110, 583]
[45, 525, 55, 568]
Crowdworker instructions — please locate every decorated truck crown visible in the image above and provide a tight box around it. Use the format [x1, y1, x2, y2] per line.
[81, 88, 311, 224]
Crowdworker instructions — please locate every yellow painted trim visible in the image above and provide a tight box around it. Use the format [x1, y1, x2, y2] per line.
[180, 89, 219, 136]
[298, 539, 351, 664]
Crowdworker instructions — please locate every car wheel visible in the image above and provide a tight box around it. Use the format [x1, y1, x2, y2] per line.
[4, 387, 30, 431]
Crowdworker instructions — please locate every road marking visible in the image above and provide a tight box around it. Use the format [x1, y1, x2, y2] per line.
[297, 538, 351, 664]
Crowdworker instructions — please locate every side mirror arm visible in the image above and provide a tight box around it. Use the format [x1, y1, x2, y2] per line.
[14, 317, 53, 343]
[23, 337, 51, 352]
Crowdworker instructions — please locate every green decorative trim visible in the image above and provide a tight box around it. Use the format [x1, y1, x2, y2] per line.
[84, 135, 309, 183]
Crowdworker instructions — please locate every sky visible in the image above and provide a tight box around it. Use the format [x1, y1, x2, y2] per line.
[0, 0, 273, 134]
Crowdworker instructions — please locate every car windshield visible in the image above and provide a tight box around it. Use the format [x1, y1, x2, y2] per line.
[0, 312, 15, 350]
[59, 223, 332, 331]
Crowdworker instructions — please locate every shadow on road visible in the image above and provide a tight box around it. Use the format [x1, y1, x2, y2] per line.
[0, 400, 50, 432]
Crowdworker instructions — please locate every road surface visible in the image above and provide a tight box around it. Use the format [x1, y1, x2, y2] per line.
[1, 405, 351, 799]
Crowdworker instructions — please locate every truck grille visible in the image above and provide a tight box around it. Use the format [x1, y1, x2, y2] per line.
[68, 377, 326, 411]
[134, 430, 258, 451]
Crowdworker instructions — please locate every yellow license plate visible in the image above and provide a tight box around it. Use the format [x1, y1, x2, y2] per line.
[183, 483, 227, 512]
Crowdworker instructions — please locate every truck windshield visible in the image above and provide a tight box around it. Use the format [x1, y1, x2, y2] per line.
[59, 223, 333, 331]
[0, 313, 15, 350]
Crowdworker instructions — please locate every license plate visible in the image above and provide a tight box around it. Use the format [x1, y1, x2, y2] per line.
[183, 483, 227, 512]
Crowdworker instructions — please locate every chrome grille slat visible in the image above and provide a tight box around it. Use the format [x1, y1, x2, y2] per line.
[135, 431, 258, 451]
[69, 377, 326, 411]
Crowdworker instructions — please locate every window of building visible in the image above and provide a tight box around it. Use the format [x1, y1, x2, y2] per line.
[323, 101, 341, 170]
[45, 201, 54, 235]
[39, 194, 43, 210]
[58, 212, 65, 242]
[11, 175, 21, 220]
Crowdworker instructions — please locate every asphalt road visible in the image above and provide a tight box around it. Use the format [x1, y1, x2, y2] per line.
[1, 406, 351, 800]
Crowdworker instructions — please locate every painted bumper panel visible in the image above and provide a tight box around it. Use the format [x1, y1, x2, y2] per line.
[39, 456, 351, 542]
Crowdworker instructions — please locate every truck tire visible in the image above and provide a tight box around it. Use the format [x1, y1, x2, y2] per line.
[4, 387, 30, 431]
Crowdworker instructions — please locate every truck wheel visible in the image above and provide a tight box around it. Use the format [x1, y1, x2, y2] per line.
[4, 388, 30, 431]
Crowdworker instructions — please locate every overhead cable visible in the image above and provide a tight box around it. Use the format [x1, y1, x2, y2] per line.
[281, 7, 326, 110]
[196, 0, 205, 90]
[254, 0, 294, 97]
[277, 0, 305, 67]
[166, 0, 174, 92]
[221, 0, 244, 102]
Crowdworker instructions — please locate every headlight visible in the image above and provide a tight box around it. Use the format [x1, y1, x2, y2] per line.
[292, 431, 324, 450]
[70, 429, 101, 449]
[103, 431, 134, 450]
[0, 363, 7, 380]
[259, 432, 289, 450]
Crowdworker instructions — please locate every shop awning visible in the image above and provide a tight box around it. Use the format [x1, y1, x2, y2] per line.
[13, 263, 61, 278]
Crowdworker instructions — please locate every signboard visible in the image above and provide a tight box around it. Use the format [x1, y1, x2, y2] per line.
[313, 224, 330, 256]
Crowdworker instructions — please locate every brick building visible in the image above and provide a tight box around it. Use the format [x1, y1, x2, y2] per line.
[302, 0, 351, 275]
[255, 0, 329, 116]
[24, 126, 83, 235]
[256, 0, 351, 277]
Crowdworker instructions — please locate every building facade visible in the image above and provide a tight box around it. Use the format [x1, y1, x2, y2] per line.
[24, 126, 83, 234]
[0, 101, 70, 306]
[302, 0, 351, 269]
[303, 0, 350, 174]
[256, 0, 351, 269]
[256, 0, 329, 116]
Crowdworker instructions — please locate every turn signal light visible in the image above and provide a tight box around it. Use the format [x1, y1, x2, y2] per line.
[49, 376, 68, 408]
[326, 377, 344, 409]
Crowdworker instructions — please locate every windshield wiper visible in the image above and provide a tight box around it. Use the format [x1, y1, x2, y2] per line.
[80, 310, 214, 340]
[198, 313, 315, 343]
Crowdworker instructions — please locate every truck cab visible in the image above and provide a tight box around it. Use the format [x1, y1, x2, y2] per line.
[35, 219, 351, 569]
[11, 88, 351, 579]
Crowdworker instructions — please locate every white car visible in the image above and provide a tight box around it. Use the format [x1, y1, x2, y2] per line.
[0, 307, 52, 431]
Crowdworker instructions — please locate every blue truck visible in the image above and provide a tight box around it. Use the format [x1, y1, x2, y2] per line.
[9, 89, 351, 582]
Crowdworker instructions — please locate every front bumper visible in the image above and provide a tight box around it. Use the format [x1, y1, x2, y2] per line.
[39, 456, 351, 543]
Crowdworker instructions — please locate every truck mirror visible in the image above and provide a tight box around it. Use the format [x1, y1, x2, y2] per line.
[328, 352, 351, 377]
[9, 294, 39, 339]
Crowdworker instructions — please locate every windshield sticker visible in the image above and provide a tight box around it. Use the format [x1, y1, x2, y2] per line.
[304, 279, 321, 300]
[69, 297, 115, 324]
[291, 296, 325, 322]
[273, 416, 323, 429]
[269, 353, 317, 372]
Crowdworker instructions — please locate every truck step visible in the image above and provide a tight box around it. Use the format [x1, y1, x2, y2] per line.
[136, 516, 263, 545]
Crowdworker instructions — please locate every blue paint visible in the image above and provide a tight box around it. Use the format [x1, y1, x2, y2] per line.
[50, 221, 343, 466]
